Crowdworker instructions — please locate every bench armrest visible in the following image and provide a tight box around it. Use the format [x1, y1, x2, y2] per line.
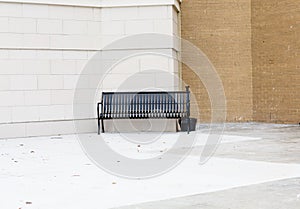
[97, 102, 103, 119]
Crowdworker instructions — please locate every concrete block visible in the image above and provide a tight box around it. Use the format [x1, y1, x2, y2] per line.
[12, 106, 40, 122]
[140, 55, 169, 72]
[39, 105, 65, 121]
[63, 20, 88, 35]
[87, 21, 101, 35]
[0, 91, 24, 107]
[138, 6, 168, 19]
[0, 123, 26, 139]
[38, 75, 64, 90]
[93, 8, 101, 21]
[51, 60, 77, 75]
[0, 107, 11, 123]
[25, 120, 76, 137]
[63, 51, 88, 60]
[0, 60, 23, 74]
[23, 34, 50, 48]
[0, 34, 23, 48]
[102, 74, 129, 89]
[50, 120, 75, 135]
[24, 90, 51, 106]
[125, 20, 154, 35]
[0, 3, 22, 17]
[50, 35, 97, 49]
[0, 17, 9, 32]
[51, 90, 74, 105]
[49, 5, 74, 19]
[0, 75, 11, 91]
[110, 57, 140, 74]
[11, 75, 38, 90]
[173, 20, 179, 36]
[0, 50, 9, 59]
[36, 50, 62, 59]
[23, 4, 49, 18]
[37, 19, 62, 34]
[9, 17, 36, 33]
[64, 105, 74, 120]
[101, 21, 124, 35]
[63, 75, 79, 89]
[23, 60, 51, 75]
[154, 19, 173, 35]
[8, 50, 37, 60]
[102, 7, 139, 21]
[76, 60, 88, 74]
[74, 7, 93, 20]
[75, 119, 97, 133]
[25, 121, 55, 137]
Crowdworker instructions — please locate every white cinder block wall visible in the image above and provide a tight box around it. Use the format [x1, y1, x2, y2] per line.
[0, 0, 181, 138]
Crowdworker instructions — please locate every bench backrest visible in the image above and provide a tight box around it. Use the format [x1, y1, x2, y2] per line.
[101, 90, 190, 119]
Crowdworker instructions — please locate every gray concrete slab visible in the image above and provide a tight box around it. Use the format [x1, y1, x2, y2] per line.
[113, 178, 300, 209]
[113, 123, 300, 209]
[170, 123, 300, 164]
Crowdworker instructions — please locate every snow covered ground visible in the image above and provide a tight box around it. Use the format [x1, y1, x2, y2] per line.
[1, 130, 300, 209]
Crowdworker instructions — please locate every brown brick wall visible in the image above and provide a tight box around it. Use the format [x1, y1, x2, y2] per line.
[252, 0, 300, 123]
[181, 0, 253, 122]
[181, 0, 299, 124]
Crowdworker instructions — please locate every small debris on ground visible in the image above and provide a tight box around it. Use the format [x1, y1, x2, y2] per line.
[25, 202, 32, 205]
[112, 182, 117, 185]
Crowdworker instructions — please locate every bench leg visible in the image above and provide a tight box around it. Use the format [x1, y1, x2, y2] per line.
[97, 118, 100, 135]
[101, 118, 105, 133]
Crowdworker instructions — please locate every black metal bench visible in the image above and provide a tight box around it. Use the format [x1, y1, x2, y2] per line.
[97, 86, 191, 134]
